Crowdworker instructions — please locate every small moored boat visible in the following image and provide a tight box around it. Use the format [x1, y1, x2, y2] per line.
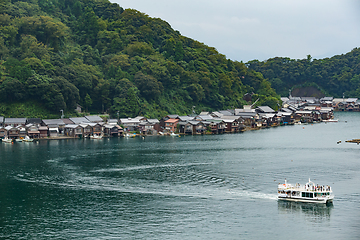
[322, 119, 338, 123]
[23, 136, 34, 142]
[90, 134, 103, 139]
[278, 179, 334, 204]
[2, 137, 13, 143]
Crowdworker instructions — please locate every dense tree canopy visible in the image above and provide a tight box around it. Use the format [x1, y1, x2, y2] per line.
[247, 49, 360, 98]
[6, 0, 349, 118]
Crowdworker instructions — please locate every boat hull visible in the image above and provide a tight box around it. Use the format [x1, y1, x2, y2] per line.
[90, 136, 103, 139]
[278, 196, 333, 204]
[323, 119, 338, 122]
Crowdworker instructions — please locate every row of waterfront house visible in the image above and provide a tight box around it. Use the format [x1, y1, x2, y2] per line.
[283, 96, 359, 111]
[0, 100, 335, 140]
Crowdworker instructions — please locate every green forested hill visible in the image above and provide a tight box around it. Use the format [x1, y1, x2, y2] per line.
[0, 0, 279, 118]
[246, 48, 360, 98]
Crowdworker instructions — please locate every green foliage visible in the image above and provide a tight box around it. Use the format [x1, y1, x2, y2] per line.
[0, 0, 283, 118]
[0, 100, 59, 118]
[0, 77, 26, 101]
[18, 16, 69, 51]
[3, 58, 32, 82]
[84, 93, 92, 111]
[110, 78, 140, 117]
[187, 83, 204, 102]
[125, 42, 154, 57]
[247, 48, 360, 98]
[26, 73, 66, 110]
[52, 76, 80, 110]
[134, 71, 163, 101]
[76, 7, 102, 46]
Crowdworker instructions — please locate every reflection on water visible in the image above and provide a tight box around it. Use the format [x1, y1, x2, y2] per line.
[278, 200, 333, 223]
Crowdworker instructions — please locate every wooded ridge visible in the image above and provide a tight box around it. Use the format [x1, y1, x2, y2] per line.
[247, 49, 360, 98]
[0, 0, 289, 118]
[0, 0, 357, 118]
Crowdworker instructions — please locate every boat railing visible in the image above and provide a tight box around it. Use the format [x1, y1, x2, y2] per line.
[278, 185, 332, 193]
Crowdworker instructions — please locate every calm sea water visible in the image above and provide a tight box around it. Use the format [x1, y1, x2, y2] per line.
[1, 112, 360, 239]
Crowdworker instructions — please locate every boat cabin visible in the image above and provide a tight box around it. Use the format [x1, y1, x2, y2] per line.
[277, 179, 334, 204]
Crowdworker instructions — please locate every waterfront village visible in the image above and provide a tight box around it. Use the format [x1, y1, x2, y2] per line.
[0, 96, 358, 141]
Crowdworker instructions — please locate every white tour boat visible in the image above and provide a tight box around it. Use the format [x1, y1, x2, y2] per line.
[278, 179, 334, 204]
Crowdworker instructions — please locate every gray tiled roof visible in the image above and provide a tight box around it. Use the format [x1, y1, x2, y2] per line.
[69, 117, 90, 124]
[64, 124, 81, 129]
[62, 118, 74, 124]
[85, 115, 103, 122]
[188, 121, 203, 125]
[26, 118, 42, 124]
[210, 111, 223, 118]
[4, 118, 27, 124]
[196, 115, 213, 120]
[120, 118, 140, 124]
[221, 116, 242, 121]
[320, 97, 334, 101]
[346, 98, 358, 103]
[281, 97, 290, 102]
[42, 119, 65, 126]
[147, 119, 160, 124]
[256, 106, 275, 113]
[218, 110, 233, 116]
[236, 112, 257, 118]
[178, 116, 194, 121]
[234, 109, 255, 115]
[166, 115, 179, 119]
[107, 119, 118, 123]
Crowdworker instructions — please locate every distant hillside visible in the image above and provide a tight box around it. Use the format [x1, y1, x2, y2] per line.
[246, 49, 360, 98]
[0, 0, 280, 118]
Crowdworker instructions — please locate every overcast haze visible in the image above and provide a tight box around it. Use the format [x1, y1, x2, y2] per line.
[112, 0, 360, 62]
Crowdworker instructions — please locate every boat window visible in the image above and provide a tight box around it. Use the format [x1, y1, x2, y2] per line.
[302, 192, 305, 197]
[310, 193, 313, 198]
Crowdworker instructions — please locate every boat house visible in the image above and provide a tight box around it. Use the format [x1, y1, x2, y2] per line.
[164, 118, 179, 133]
[64, 124, 83, 138]
[5, 126, 19, 139]
[0, 127, 6, 139]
